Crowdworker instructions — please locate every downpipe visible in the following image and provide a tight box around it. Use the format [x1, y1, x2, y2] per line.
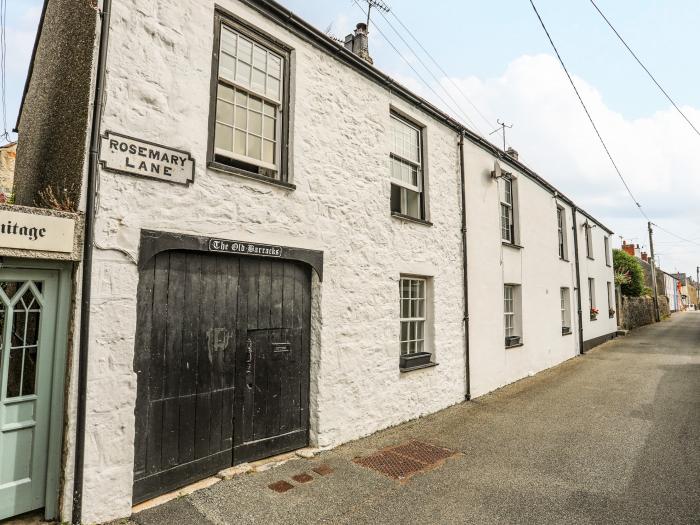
[72, 0, 111, 523]
[572, 208, 585, 355]
[459, 133, 471, 400]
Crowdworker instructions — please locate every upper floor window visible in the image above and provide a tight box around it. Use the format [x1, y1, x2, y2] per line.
[211, 20, 290, 184]
[604, 236, 611, 266]
[390, 114, 424, 220]
[557, 206, 567, 259]
[585, 223, 594, 259]
[501, 177, 515, 243]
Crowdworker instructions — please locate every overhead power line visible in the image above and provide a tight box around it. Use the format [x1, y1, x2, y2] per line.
[386, 9, 496, 133]
[373, 6, 483, 134]
[589, 0, 700, 139]
[528, 0, 647, 221]
[351, 0, 479, 132]
[651, 223, 700, 249]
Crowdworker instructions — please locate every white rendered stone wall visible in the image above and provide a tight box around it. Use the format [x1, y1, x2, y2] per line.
[575, 213, 618, 342]
[77, 1, 466, 521]
[463, 146, 580, 398]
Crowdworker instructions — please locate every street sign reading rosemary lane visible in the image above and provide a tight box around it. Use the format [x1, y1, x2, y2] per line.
[208, 238, 282, 257]
[99, 131, 195, 185]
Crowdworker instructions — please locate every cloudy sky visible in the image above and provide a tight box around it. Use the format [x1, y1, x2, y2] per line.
[5, 0, 700, 275]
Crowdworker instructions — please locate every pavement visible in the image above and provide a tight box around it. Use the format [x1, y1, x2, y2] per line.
[117, 312, 700, 525]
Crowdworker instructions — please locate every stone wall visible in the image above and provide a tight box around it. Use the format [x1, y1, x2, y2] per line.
[620, 294, 670, 330]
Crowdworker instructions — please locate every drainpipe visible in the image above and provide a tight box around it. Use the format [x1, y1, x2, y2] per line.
[572, 208, 585, 355]
[458, 133, 471, 399]
[72, 1, 111, 523]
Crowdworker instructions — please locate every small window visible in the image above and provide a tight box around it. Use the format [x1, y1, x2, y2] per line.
[560, 287, 571, 334]
[212, 21, 289, 182]
[400, 277, 427, 356]
[604, 236, 611, 266]
[500, 177, 515, 243]
[607, 281, 614, 317]
[557, 206, 567, 259]
[585, 223, 594, 259]
[504, 284, 522, 346]
[390, 114, 424, 220]
[589, 278, 597, 319]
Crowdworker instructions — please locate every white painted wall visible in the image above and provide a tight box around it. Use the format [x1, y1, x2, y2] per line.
[463, 147, 579, 398]
[575, 213, 618, 342]
[54, 1, 617, 522]
[75, 1, 467, 521]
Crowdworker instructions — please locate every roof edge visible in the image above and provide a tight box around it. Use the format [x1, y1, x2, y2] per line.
[13, 0, 49, 133]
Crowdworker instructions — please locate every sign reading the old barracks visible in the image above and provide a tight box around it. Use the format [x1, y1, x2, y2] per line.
[100, 131, 195, 185]
[208, 238, 282, 257]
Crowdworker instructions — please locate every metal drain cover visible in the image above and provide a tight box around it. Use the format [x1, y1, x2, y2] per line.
[353, 441, 457, 480]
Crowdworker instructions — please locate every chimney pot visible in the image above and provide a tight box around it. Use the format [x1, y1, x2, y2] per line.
[506, 147, 518, 160]
[345, 22, 373, 64]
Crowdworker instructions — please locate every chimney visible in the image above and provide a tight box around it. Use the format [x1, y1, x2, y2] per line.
[506, 147, 518, 160]
[621, 240, 635, 257]
[344, 23, 373, 64]
[641, 252, 648, 262]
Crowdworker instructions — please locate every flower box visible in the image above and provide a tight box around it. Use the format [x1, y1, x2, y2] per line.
[505, 335, 521, 347]
[562, 326, 571, 335]
[400, 352, 432, 370]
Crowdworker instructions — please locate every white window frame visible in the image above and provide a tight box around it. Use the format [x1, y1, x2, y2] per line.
[607, 281, 613, 315]
[400, 277, 427, 356]
[604, 236, 611, 266]
[501, 177, 514, 243]
[214, 23, 284, 174]
[589, 277, 596, 311]
[390, 114, 423, 193]
[504, 284, 521, 345]
[560, 287, 571, 333]
[557, 206, 567, 259]
[585, 224, 594, 259]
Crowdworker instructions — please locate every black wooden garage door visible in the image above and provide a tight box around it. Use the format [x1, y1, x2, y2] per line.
[133, 251, 311, 503]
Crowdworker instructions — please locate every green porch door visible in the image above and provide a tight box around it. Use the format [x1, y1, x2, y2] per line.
[0, 270, 61, 520]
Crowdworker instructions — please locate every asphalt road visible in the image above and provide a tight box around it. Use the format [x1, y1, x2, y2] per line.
[127, 312, 700, 525]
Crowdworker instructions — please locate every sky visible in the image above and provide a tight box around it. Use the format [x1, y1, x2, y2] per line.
[4, 0, 700, 276]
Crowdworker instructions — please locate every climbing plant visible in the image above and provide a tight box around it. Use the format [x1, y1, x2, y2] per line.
[613, 249, 645, 297]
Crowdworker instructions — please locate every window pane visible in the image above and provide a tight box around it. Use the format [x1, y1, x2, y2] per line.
[403, 188, 421, 218]
[215, 123, 233, 150]
[401, 279, 410, 299]
[235, 90, 248, 106]
[249, 111, 262, 135]
[268, 54, 281, 78]
[267, 77, 280, 100]
[252, 68, 266, 93]
[221, 27, 237, 55]
[236, 61, 251, 85]
[401, 298, 410, 318]
[220, 54, 236, 81]
[263, 115, 275, 139]
[216, 100, 234, 124]
[6, 347, 22, 398]
[263, 140, 275, 164]
[218, 84, 234, 103]
[247, 135, 262, 160]
[252, 45, 267, 69]
[237, 38, 253, 63]
[234, 129, 246, 155]
[249, 97, 262, 112]
[21, 347, 37, 396]
[234, 106, 247, 129]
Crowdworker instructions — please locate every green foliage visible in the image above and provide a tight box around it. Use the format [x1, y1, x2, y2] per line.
[643, 286, 653, 297]
[613, 249, 645, 297]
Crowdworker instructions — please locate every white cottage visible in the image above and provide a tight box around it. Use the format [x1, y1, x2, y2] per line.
[9, 0, 616, 522]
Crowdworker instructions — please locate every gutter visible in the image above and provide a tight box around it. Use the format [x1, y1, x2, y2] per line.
[72, 1, 111, 523]
[459, 133, 471, 400]
[572, 208, 585, 355]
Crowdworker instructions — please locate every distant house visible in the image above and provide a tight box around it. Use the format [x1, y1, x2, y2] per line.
[0, 142, 16, 197]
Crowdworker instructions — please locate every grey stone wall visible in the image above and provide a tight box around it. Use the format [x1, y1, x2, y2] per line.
[620, 294, 671, 330]
[13, 0, 97, 208]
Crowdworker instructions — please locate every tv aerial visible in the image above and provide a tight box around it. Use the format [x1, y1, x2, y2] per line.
[364, 0, 391, 32]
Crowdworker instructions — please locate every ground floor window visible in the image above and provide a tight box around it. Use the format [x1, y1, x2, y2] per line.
[560, 287, 571, 334]
[400, 277, 426, 356]
[504, 284, 522, 347]
[589, 278, 598, 320]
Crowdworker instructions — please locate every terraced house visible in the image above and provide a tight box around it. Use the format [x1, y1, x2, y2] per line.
[5, 0, 615, 522]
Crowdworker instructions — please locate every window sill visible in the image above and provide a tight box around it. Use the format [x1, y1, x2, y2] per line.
[208, 161, 296, 190]
[502, 241, 524, 250]
[505, 342, 524, 349]
[400, 361, 438, 373]
[590, 317, 598, 321]
[587, 256, 595, 261]
[391, 212, 432, 226]
[559, 257, 570, 262]
[562, 329, 572, 336]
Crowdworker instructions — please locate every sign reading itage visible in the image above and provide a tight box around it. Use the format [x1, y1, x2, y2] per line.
[0, 209, 75, 253]
[100, 131, 195, 185]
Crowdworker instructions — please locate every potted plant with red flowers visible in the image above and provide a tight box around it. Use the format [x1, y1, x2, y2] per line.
[590, 307, 599, 320]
